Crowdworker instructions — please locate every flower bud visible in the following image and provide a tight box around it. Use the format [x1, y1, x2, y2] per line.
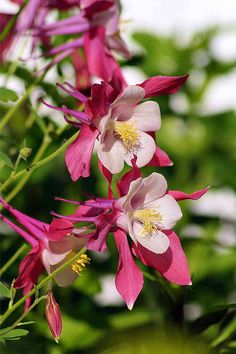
[45, 292, 62, 343]
[20, 147, 32, 160]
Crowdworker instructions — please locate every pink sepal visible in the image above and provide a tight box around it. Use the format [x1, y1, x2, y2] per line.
[46, 219, 74, 241]
[65, 125, 99, 181]
[114, 229, 144, 310]
[138, 74, 189, 98]
[168, 187, 209, 201]
[87, 209, 119, 252]
[132, 230, 191, 286]
[116, 158, 141, 197]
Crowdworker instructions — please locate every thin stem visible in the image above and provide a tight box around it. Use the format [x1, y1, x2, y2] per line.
[0, 295, 46, 336]
[0, 247, 87, 325]
[0, 244, 28, 277]
[5, 134, 52, 203]
[0, 0, 29, 42]
[0, 131, 78, 194]
[0, 74, 45, 131]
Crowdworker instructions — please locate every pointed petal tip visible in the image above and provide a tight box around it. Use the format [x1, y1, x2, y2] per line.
[127, 302, 134, 311]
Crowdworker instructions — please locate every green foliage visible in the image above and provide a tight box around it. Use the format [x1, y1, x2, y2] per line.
[0, 18, 236, 354]
[0, 87, 18, 103]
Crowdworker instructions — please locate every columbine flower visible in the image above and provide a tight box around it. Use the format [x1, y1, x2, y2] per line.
[0, 0, 78, 63]
[45, 291, 62, 343]
[33, 0, 129, 86]
[0, 198, 91, 308]
[44, 74, 188, 181]
[55, 167, 208, 309]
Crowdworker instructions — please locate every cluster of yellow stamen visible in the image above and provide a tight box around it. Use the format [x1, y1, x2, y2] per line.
[71, 253, 90, 275]
[132, 208, 163, 237]
[114, 121, 140, 152]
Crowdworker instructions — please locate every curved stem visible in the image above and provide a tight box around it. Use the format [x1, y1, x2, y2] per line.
[0, 74, 45, 131]
[0, 131, 78, 194]
[0, 244, 28, 278]
[0, 295, 46, 337]
[0, 247, 87, 325]
[5, 135, 52, 203]
[0, 0, 29, 42]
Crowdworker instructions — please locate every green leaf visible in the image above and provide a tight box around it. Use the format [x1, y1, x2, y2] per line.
[0, 281, 11, 298]
[16, 321, 36, 327]
[189, 308, 228, 333]
[2, 329, 29, 339]
[0, 151, 14, 169]
[0, 87, 18, 102]
[212, 315, 236, 347]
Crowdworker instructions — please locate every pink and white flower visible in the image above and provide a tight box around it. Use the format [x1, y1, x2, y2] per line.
[44, 74, 188, 181]
[55, 167, 208, 309]
[0, 198, 91, 308]
[32, 0, 129, 87]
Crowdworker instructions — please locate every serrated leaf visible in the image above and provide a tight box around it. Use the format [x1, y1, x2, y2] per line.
[0, 282, 11, 298]
[0, 151, 14, 169]
[0, 87, 18, 102]
[2, 329, 29, 339]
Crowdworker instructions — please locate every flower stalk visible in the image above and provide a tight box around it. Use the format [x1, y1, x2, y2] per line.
[0, 247, 87, 325]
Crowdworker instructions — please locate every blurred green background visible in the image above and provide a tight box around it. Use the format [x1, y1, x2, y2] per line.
[1, 8, 236, 354]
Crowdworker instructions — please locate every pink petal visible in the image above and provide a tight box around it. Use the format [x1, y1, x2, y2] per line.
[131, 173, 167, 209]
[133, 230, 191, 285]
[46, 219, 74, 241]
[138, 75, 189, 98]
[116, 158, 141, 197]
[84, 27, 114, 81]
[148, 145, 173, 167]
[0, 214, 38, 247]
[89, 81, 115, 117]
[111, 85, 145, 118]
[168, 187, 209, 201]
[65, 125, 99, 181]
[87, 209, 120, 252]
[98, 159, 114, 198]
[114, 229, 144, 310]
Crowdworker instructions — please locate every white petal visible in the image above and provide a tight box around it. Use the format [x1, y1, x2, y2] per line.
[145, 195, 182, 229]
[53, 264, 78, 287]
[130, 172, 168, 209]
[115, 213, 129, 232]
[133, 221, 170, 254]
[120, 132, 156, 168]
[111, 85, 145, 118]
[122, 177, 143, 212]
[129, 101, 161, 132]
[98, 131, 124, 174]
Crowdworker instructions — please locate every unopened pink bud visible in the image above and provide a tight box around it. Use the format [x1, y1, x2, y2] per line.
[45, 292, 62, 343]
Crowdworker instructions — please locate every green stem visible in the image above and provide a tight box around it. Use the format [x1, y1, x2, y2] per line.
[0, 74, 45, 131]
[0, 247, 87, 325]
[5, 135, 52, 203]
[0, 131, 77, 194]
[0, 295, 46, 337]
[0, 0, 29, 42]
[0, 244, 28, 278]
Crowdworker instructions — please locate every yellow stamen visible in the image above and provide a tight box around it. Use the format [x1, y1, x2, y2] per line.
[114, 121, 140, 151]
[71, 253, 90, 275]
[132, 209, 163, 237]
